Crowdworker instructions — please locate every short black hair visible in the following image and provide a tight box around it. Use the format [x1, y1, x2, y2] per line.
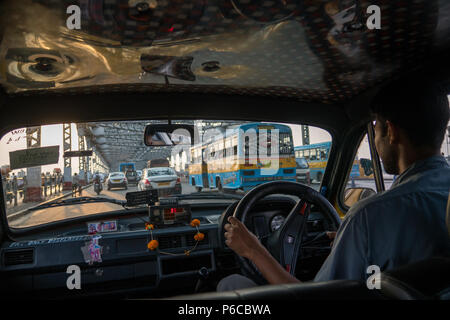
[370, 76, 449, 150]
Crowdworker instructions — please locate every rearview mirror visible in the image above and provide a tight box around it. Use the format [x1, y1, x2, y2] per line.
[144, 124, 194, 147]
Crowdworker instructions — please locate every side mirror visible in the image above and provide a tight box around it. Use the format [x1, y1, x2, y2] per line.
[360, 158, 374, 176]
[344, 187, 376, 207]
[144, 124, 194, 147]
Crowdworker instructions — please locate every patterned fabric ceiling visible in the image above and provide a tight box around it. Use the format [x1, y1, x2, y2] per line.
[0, 0, 449, 103]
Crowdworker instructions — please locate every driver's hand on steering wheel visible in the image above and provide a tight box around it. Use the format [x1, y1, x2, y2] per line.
[326, 231, 337, 247]
[224, 216, 264, 260]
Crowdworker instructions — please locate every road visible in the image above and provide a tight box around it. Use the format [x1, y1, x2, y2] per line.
[8, 182, 197, 228]
[5, 184, 66, 215]
[7, 179, 386, 229]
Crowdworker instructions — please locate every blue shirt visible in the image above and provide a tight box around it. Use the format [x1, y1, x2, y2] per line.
[314, 155, 450, 282]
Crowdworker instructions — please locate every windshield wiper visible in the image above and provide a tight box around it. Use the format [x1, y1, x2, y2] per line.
[26, 196, 127, 212]
[163, 192, 242, 200]
[26, 192, 241, 212]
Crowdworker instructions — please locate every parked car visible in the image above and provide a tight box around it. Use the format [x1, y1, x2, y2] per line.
[138, 167, 181, 196]
[295, 158, 311, 185]
[106, 172, 128, 190]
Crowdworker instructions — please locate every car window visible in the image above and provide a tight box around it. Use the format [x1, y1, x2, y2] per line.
[296, 158, 309, 169]
[149, 168, 174, 176]
[1, 120, 331, 228]
[110, 173, 124, 178]
[342, 133, 389, 209]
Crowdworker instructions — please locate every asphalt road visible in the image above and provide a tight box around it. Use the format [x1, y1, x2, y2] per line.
[5, 185, 66, 215]
[8, 182, 196, 228]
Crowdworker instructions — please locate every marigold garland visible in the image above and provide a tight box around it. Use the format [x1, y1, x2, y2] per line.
[190, 219, 201, 227]
[145, 219, 204, 256]
[194, 232, 205, 241]
[147, 239, 159, 250]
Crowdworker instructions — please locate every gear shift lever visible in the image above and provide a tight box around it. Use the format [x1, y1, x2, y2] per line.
[195, 267, 209, 292]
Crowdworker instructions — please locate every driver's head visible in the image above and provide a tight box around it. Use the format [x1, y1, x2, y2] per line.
[370, 76, 449, 175]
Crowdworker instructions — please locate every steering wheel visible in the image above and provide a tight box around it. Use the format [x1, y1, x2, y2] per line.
[220, 181, 341, 284]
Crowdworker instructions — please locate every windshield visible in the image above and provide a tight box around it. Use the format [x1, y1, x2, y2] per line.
[1, 120, 331, 229]
[110, 172, 124, 178]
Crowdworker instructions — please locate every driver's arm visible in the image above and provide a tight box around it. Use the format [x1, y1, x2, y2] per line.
[225, 212, 366, 284]
[224, 216, 300, 285]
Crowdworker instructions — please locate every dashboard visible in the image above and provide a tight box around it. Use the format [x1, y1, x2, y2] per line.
[0, 197, 336, 298]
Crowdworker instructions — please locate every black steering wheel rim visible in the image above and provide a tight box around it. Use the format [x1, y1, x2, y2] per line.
[231, 181, 341, 283]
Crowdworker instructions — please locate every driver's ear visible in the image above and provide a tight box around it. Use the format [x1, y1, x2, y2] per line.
[386, 120, 400, 145]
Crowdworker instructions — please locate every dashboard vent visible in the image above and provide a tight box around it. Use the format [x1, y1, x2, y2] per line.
[186, 232, 209, 247]
[158, 235, 182, 249]
[3, 249, 34, 266]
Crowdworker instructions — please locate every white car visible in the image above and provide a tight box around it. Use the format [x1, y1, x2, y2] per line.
[138, 167, 181, 196]
[106, 172, 128, 190]
[295, 158, 311, 184]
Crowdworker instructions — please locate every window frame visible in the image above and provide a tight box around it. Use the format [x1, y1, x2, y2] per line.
[338, 123, 386, 213]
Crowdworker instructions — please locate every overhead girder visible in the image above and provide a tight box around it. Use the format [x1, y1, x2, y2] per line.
[26, 126, 41, 148]
[63, 124, 72, 168]
[79, 120, 237, 171]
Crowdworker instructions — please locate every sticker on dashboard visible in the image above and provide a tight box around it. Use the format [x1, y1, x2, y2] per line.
[87, 220, 118, 234]
[80, 235, 103, 265]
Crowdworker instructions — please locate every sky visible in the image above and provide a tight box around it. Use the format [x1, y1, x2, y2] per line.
[0, 124, 80, 175]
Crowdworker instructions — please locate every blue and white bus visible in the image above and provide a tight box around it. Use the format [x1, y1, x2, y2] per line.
[188, 123, 296, 192]
[295, 142, 359, 182]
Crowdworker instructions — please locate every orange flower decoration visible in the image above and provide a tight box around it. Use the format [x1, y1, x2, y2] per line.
[194, 232, 205, 241]
[190, 219, 201, 227]
[147, 240, 159, 250]
[145, 223, 154, 230]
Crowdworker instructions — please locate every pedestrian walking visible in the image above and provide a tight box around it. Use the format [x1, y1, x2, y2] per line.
[12, 173, 18, 206]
